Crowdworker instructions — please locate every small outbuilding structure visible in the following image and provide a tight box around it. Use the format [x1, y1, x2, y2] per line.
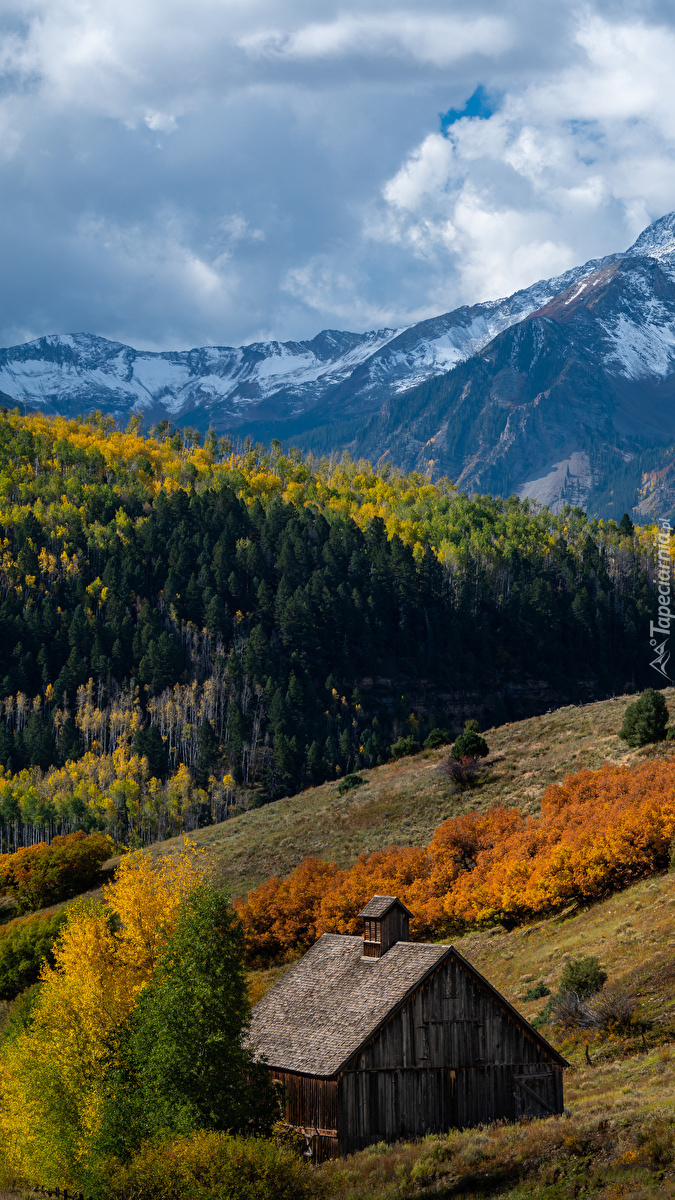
[248, 895, 566, 1161]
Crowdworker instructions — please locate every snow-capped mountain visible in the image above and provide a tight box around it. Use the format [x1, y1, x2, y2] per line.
[337, 212, 675, 518]
[0, 327, 401, 426]
[4, 212, 675, 519]
[0, 250, 618, 432]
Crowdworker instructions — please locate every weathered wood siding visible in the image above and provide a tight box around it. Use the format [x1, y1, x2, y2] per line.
[269, 1068, 339, 1160]
[337, 956, 563, 1154]
[380, 907, 409, 954]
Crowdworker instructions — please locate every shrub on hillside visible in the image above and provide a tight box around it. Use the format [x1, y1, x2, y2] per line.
[337, 774, 364, 795]
[524, 981, 550, 1002]
[590, 987, 639, 1032]
[423, 728, 450, 750]
[444, 756, 483, 787]
[0, 910, 68, 1000]
[0, 831, 114, 912]
[548, 989, 595, 1030]
[101, 1131, 323, 1200]
[451, 720, 489, 760]
[237, 758, 675, 958]
[619, 688, 669, 747]
[537, 956, 609, 1030]
[390, 736, 421, 759]
[560, 955, 607, 999]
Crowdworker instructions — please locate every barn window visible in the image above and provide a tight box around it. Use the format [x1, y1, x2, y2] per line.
[363, 917, 382, 957]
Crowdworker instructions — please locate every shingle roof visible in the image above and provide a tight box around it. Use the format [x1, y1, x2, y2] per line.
[248, 934, 567, 1076]
[247, 934, 447, 1076]
[358, 895, 414, 919]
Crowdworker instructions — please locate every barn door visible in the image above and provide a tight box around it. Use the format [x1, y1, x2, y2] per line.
[512, 1071, 556, 1118]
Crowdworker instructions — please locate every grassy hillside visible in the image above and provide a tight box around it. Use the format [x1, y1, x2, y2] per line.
[314, 866, 675, 1198]
[145, 687, 675, 897]
[5, 690, 675, 1200]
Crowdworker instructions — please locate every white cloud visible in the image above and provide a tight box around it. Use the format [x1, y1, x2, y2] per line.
[2, 2, 675, 347]
[241, 12, 512, 67]
[218, 215, 266, 244]
[361, 13, 675, 308]
[283, 256, 408, 328]
[144, 110, 178, 132]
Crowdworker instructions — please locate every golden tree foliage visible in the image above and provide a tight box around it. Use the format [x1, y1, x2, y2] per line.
[237, 759, 675, 959]
[0, 839, 208, 1188]
[0, 409, 668, 584]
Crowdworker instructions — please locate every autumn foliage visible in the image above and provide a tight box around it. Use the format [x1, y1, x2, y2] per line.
[0, 840, 209, 1187]
[236, 759, 675, 959]
[0, 830, 114, 912]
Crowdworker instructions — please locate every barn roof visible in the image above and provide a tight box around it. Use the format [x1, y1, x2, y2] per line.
[358, 894, 414, 919]
[247, 934, 566, 1076]
[248, 935, 445, 1075]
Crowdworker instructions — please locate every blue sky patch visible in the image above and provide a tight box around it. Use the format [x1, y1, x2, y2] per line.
[440, 86, 496, 135]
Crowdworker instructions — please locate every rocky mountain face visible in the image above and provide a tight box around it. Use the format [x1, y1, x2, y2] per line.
[4, 214, 675, 518]
[0, 251, 612, 434]
[297, 213, 675, 520]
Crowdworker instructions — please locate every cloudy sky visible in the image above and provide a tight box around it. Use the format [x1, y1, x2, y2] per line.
[1, 0, 675, 350]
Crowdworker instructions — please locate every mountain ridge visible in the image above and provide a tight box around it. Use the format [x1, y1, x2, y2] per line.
[5, 213, 675, 517]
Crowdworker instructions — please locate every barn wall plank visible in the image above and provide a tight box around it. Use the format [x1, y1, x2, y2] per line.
[337, 956, 563, 1153]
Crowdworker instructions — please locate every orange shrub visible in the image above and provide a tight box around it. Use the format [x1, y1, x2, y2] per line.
[236, 857, 345, 960]
[0, 830, 114, 912]
[237, 759, 675, 959]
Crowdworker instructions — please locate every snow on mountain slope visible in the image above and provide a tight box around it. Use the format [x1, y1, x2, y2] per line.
[0, 249, 621, 430]
[0, 327, 402, 425]
[4, 210, 675, 530]
[329, 213, 675, 520]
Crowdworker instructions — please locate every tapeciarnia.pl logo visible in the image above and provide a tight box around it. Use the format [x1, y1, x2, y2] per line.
[650, 518, 673, 681]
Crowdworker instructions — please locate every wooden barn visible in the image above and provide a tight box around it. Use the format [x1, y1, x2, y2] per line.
[248, 895, 566, 1161]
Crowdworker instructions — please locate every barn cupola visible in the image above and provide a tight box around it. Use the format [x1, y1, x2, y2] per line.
[359, 895, 414, 958]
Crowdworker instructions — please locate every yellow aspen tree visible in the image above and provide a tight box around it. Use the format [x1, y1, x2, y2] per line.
[0, 840, 209, 1189]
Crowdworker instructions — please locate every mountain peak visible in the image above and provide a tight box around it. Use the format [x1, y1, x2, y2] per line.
[625, 211, 675, 259]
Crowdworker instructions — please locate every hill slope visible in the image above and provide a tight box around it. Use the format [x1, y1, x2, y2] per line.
[149, 689, 675, 897]
[0, 411, 658, 837]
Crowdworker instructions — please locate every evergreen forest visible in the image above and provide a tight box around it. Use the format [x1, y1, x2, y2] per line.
[0, 409, 662, 848]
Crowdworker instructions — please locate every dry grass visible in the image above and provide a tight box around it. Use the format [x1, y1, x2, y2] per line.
[247, 960, 296, 1006]
[452, 871, 675, 1055]
[319, 1042, 675, 1197]
[139, 687, 675, 898]
[319, 1086, 675, 1197]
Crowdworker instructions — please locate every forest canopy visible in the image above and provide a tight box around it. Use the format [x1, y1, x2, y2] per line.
[0, 409, 665, 847]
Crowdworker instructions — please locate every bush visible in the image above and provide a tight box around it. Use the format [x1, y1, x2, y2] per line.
[423, 728, 450, 750]
[390, 736, 421, 759]
[102, 1131, 324, 1200]
[336, 773, 365, 794]
[548, 989, 595, 1029]
[590, 987, 638, 1032]
[451, 720, 489, 760]
[0, 830, 114, 913]
[559, 955, 607, 999]
[444, 756, 483, 787]
[524, 980, 550, 1001]
[0, 910, 68, 1000]
[619, 688, 669, 747]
